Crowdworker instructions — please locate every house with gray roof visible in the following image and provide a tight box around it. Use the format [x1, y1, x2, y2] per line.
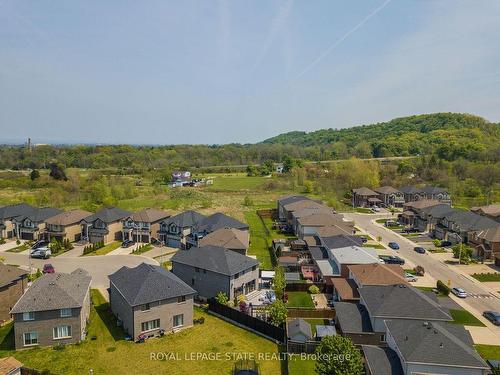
[415, 204, 455, 233]
[198, 228, 249, 255]
[171, 246, 259, 300]
[352, 187, 380, 207]
[122, 208, 172, 244]
[421, 186, 451, 203]
[81, 207, 131, 244]
[0, 204, 36, 239]
[0, 263, 28, 324]
[10, 269, 91, 349]
[109, 263, 196, 340]
[385, 320, 489, 375]
[318, 234, 363, 250]
[333, 302, 381, 345]
[398, 186, 425, 203]
[374, 186, 405, 208]
[12, 207, 63, 241]
[435, 210, 499, 245]
[186, 213, 248, 248]
[157, 210, 205, 248]
[277, 195, 310, 221]
[362, 345, 403, 375]
[358, 284, 451, 333]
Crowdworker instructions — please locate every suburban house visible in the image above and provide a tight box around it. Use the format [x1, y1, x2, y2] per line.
[421, 186, 451, 204]
[471, 204, 500, 223]
[0, 204, 35, 239]
[314, 225, 356, 238]
[352, 187, 380, 207]
[399, 199, 442, 227]
[434, 210, 499, 244]
[10, 269, 91, 349]
[157, 210, 205, 248]
[317, 234, 363, 250]
[171, 245, 259, 300]
[44, 209, 92, 242]
[122, 208, 172, 243]
[282, 199, 328, 228]
[277, 195, 310, 221]
[362, 345, 403, 375]
[470, 226, 500, 260]
[412, 204, 455, 233]
[109, 263, 196, 340]
[329, 278, 360, 302]
[81, 207, 131, 244]
[12, 207, 63, 240]
[0, 357, 23, 375]
[295, 213, 352, 239]
[0, 263, 28, 324]
[186, 212, 248, 248]
[384, 320, 489, 375]
[328, 246, 379, 278]
[198, 228, 249, 255]
[334, 302, 380, 345]
[290, 206, 336, 233]
[399, 186, 426, 203]
[374, 186, 405, 208]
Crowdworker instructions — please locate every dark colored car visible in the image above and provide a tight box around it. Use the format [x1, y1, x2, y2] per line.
[42, 263, 55, 274]
[379, 255, 405, 265]
[405, 227, 419, 233]
[440, 241, 452, 247]
[414, 247, 426, 254]
[388, 242, 400, 250]
[359, 236, 368, 243]
[151, 237, 163, 246]
[121, 240, 135, 248]
[483, 311, 500, 326]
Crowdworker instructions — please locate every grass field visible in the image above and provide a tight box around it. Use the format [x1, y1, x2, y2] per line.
[83, 241, 121, 256]
[475, 344, 500, 360]
[0, 290, 283, 375]
[288, 357, 316, 375]
[471, 273, 500, 282]
[449, 309, 486, 327]
[286, 292, 315, 308]
[244, 211, 273, 269]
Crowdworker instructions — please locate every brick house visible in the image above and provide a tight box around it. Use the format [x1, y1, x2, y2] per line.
[0, 263, 28, 324]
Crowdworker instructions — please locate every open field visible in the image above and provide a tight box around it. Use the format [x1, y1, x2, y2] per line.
[0, 290, 283, 375]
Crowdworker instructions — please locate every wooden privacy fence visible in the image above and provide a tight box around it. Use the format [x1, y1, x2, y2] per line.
[287, 308, 335, 319]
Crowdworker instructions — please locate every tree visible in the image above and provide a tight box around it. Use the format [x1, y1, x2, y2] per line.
[452, 244, 473, 264]
[272, 266, 286, 300]
[308, 285, 320, 294]
[315, 336, 363, 375]
[267, 300, 287, 326]
[49, 163, 68, 181]
[303, 180, 313, 193]
[30, 169, 40, 181]
[215, 291, 229, 305]
[282, 155, 295, 173]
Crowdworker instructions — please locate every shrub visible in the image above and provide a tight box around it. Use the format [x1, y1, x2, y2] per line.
[309, 285, 320, 294]
[437, 280, 450, 296]
[215, 291, 229, 305]
[432, 239, 441, 247]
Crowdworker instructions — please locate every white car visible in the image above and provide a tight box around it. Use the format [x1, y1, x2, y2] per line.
[30, 247, 51, 259]
[405, 272, 417, 282]
[371, 206, 381, 212]
[451, 287, 467, 298]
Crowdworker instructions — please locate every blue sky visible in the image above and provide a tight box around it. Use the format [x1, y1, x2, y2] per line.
[1, 0, 499, 144]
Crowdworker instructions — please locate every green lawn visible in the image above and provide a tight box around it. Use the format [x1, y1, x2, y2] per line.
[288, 357, 316, 375]
[471, 273, 500, 282]
[262, 216, 296, 240]
[0, 290, 282, 375]
[364, 243, 386, 249]
[286, 292, 315, 308]
[244, 211, 273, 269]
[6, 244, 29, 253]
[475, 344, 500, 360]
[132, 244, 154, 255]
[83, 241, 121, 256]
[204, 174, 269, 192]
[449, 309, 486, 327]
[355, 208, 373, 214]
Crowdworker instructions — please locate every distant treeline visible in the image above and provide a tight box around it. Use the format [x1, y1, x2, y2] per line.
[1, 113, 498, 171]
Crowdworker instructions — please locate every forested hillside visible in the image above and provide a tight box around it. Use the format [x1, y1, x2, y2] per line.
[263, 113, 499, 161]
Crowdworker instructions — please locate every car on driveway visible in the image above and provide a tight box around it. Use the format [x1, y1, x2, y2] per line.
[30, 247, 51, 259]
[371, 206, 380, 212]
[359, 236, 368, 243]
[483, 311, 500, 326]
[388, 242, 400, 250]
[451, 287, 467, 298]
[379, 255, 405, 265]
[440, 240, 452, 247]
[405, 272, 417, 282]
[414, 246, 426, 254]
[31, 240, 49, 249]
[42, 263, 55, 274]
[121, 240, 135, 248]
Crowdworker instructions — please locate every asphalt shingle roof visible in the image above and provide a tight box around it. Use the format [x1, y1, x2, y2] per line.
[287, 318, 312, 341]
[330, 246, 379, 265]
[321, 234, 363, 249]
[420, 204, 455, 219]
[130, 208, 172, 223]
[385, 320, 488, 370]
[45, 209, 93, 226]
[0, 203, 36, 220]
[446, 210, 498, 232]
[334, 302, 373, 333]
[399, 186, 423, 194]
[163, 210, 205, 228]
[277, 195, 310, 207]
[348, 264, 408, 286]
[421, 186, 447, 194]
[352, 187, 378, 196]
[374, 186, 401, 195]
[15, 207, 62, 222]
[359, 285, 451, 321]
[10, 269, 91, 314]
[83, 207, 131, 224]
[172, 245, 259, 276]
[362, 346, 403, 375]
[198, 228, 249, 250]
[0, 263, 28, 288]
[109, 263, 195, 306]
[195, 213, 248, 233]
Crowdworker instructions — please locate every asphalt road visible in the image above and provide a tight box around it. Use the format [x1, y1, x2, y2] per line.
[344, 212, 500, 316]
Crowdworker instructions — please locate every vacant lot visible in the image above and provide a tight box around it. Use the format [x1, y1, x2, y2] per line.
[0, 290, 283, 375]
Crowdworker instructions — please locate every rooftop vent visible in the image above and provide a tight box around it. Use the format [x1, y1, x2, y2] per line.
[439, 343, 444, 348]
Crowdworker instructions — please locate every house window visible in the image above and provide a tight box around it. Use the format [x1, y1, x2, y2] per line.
[177, 295, 186, 303]
[141, 303, 151, 312]
[381, 334, 386, 342]
[141, 319, 160, 332]
[60, 308, 72, 317]
[173, 314, 184, 328]
[53, 325, 72, 339]
[23, 312, 35, 321]
[23, 332, 38, 346]
[191, 278, 195, 286]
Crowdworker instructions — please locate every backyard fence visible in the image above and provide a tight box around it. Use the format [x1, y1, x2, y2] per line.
[208, 299, 286, 343]
[287, 340, 320, 354]
[286, 308, 335, 319]
[285, 283, 328, 292]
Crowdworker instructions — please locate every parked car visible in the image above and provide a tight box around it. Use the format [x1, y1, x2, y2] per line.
[483, 311, 500, 326]
[388, 242, 400, 250]
[359, 236, 368, 243]
[379, 255, 405, 265]
[42, 263, 55, 274]
[30, 247, 51, 259]
[31, 240, 49, 249]
[451, 287, 467, 298]
[385, 220, 396, 227]
[440, 240, 452, 247]
[405, 272, 417, 282]
[414, 247, 426, 254]
[121, 240, 135, 248]
[371, 206, 380, 212]
[405, 227, 419, 233]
